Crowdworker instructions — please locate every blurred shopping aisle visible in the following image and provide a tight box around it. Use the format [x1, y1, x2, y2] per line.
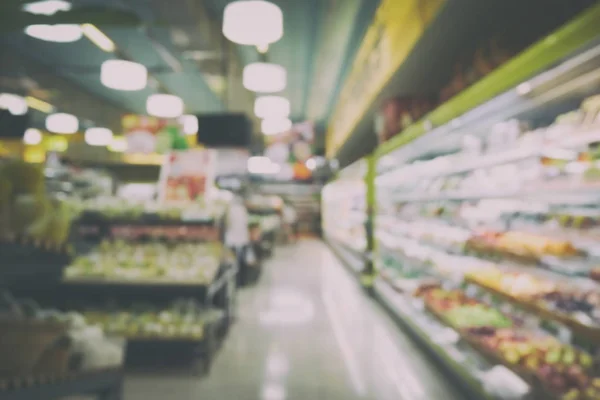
[124, 239, 463, 400]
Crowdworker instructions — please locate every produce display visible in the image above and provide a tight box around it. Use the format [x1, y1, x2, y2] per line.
[468, 268, 600, 328]
[82, 300, 217, 340]
[0, 159, 76, 251]
[64, 240, 223, 284]
[0, 292, 124, 376]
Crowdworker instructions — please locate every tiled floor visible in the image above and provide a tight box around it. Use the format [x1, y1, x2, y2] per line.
[124, 239, 464, 400]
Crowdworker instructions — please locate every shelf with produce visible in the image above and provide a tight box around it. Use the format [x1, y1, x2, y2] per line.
[0, 368, 123, 400]
[325, 234, 366, 275]
[464, 271, 600, 345]
[373, 278, 514, 400]
[374, 224, 600, 396]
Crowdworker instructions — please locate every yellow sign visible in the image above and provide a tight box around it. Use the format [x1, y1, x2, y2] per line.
[326, 0, 445, 157]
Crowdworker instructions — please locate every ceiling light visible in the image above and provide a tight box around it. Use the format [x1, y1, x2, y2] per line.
[101, 60, 147, 91]
[0, 93, 28, 115]
[25, 24, 82, 42]
[305, 158, 316, 171]
[243, 62, 286, 93]
[26, 96, 53, 113]
[108, 136, 127, 152]
[85, 127, 113, 146]
[23, 128, 43, 145]
[254, 96, 290, 119]
[262, 117, 292, 136]
[46, 113, 78, 134]
[22, 0, 71, 15]
[247, 156, 280, 174]
[81, 24, 115, 52]
[223, 1, 283, 47]
[179, 114, 198, 135]
[146, 94, 184, 118]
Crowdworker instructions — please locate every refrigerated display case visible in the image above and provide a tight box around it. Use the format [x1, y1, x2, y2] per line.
[369, 18, 600, 400]
[322, 159, 367, 273]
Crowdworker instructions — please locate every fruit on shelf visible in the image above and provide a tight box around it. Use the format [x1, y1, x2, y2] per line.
[467, 231, 579, 261]
[64, 240, 223, 283]
[469, 269, 556, 299]
[470, 328, 596, 396]
[445, 304, 512, 329]
[83, 301, 217, 340]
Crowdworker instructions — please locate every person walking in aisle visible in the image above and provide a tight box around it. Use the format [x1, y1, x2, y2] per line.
[225, 191, 252, 285]
[282, 201, 298, 243]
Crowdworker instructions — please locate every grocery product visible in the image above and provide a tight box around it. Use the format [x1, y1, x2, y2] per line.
[64, 240, 223, 283]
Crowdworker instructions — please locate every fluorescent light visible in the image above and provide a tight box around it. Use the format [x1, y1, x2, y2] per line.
[23, 128, 43, 145]
[179, 114, 198, 135]
[46, 113, 78, 134]
[26, 96, 53, 113]
[146, 94, 184, 118]
[85, 127, 113, 146]
[254, 96, 290, 119]
[248, 156, 280, 174]
[262, 117, 292, 136]
[22, 0, 71, 15]
[101, 60, 147, 91]
[0, 93, 28, 115]
[108, 136, 127, 152]
[243, 62, 286, 93]
[81, 24, 115, 52]
[223, 1, 283, 47]
[25, 24, 82, 42]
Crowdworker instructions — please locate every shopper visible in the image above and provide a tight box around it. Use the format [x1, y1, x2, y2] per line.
[282, 201, 298, 243]
[225, 191, 251, 285]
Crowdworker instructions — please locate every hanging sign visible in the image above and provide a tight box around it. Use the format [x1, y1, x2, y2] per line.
[157, 149, 217, 203]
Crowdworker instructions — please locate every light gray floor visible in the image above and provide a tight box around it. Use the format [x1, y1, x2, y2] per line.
[124, 239, 464, 400]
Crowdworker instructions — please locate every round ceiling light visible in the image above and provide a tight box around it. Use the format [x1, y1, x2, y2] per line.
[179, 114, 198, 135]
[85, 127, 113, 146]
[46, 113, 78, 134]
[23, 128, 43, 145]
[101, 60, 147, 91]
[261, 117, 292, 136]
[25, 24, 82, 42]
[22, 0, 71, 15]
[146, 94, 184, 118]
[0, 93, 28, 115]
[254, 96, 290, 119]
[223, 1, 283, 46]
[243, 62, 286, 93]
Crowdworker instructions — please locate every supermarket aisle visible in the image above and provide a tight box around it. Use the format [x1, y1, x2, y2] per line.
[124, 239, 463, 400]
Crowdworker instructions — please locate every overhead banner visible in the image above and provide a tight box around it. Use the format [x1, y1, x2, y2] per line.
[264, 121, 314, 181]
[122, 114, 188, 154]
[157, 149, 217, 203]
[326, 0, 445, 157]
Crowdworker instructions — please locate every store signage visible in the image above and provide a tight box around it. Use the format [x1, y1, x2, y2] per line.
[157, 149, 217, 203]
[264, 120, 315, 181]
[122, 114, 188, 154]
[326, 0, 445, 157]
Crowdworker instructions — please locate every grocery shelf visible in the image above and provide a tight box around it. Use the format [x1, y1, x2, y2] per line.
[0, 368, 123, 400]
[325, 235, 365, 275]
[375, 2, 600, 163]
[465, 277, 600, 344]
[372, 278, 518, 400]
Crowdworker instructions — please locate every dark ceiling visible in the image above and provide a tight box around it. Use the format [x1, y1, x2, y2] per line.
[0, 0, 380, 150]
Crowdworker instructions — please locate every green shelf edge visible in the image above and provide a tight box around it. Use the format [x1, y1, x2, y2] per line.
[375, 2, 600, 159]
